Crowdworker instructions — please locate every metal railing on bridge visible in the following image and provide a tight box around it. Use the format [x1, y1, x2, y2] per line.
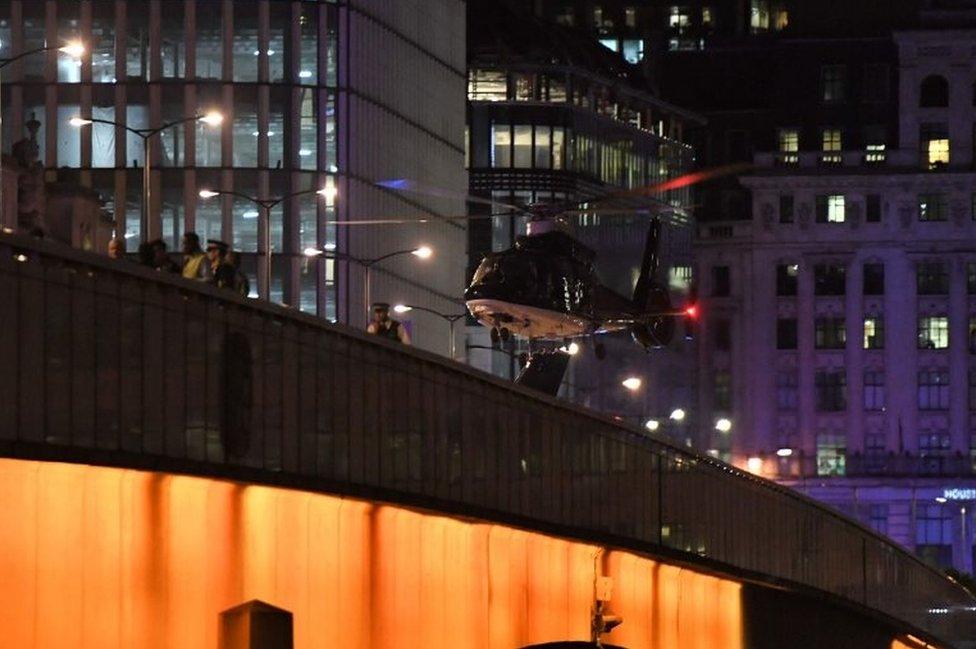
[1, 232, 975, 647]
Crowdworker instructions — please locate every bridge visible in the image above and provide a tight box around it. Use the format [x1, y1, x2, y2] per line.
[0, 231, 974, 649]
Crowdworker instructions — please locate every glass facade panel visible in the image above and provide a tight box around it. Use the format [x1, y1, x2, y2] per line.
[534, 126, 550, 168]
[300, 2, 319, 83]
[492, 124, 510, 167]
[324, 92, 337, 171]
[196, 87, 223, 166]
[233, 2, 259, 82]
[195, 190, 223, 245]
[196, 7, 223, 79]
[513, 125, 532, 168]
[160, 182, 184, 250]
[92, 4, 116, 83]
[269, 3, 288, 82]
[552, 127, 565, 169]
[23, 104, 46, 165]
[91, 104, 116, 168]
[126, 0, 148, 80]
[57, 4, 81, 82]
[56, 105, 81, 167]
[233, 100, 259, 168]
[161, 6, 186, 78]
[22, 5, 45, 80]
[233, 195, 259, 253]
[299, 88, 317, 169]
[126, 104, 148, 167]
[269, 100, 286, 169]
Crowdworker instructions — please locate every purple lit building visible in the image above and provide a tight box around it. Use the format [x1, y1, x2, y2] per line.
[695, 25, 976, 572]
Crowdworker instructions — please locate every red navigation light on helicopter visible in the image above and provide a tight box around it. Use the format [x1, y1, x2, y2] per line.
[684, 304, 698, 318]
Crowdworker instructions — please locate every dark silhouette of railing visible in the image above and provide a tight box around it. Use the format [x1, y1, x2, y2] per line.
[1, 232, 975, 647]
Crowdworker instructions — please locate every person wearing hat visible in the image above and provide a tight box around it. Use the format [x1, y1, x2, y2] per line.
[206, 239, 237, 290]
[366, 302, 411, 344]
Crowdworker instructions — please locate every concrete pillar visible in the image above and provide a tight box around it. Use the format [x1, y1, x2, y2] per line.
[219, 600, 294, 649]
[797, 258, 816, 467]
[949, 257, 968, 453]
[846, 258, 865, 453]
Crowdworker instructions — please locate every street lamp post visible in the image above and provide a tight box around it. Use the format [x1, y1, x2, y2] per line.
[200, 185, 337, 300]
[393, 303, 467, 359]
[0, 41, 85, 229]
[73, 111, 223, 241]
[304, 245, 432, 323]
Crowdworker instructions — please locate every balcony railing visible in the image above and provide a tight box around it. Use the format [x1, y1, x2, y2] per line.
[0, 232, 974, 646]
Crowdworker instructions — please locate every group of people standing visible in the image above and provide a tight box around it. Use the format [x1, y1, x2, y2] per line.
[109, 232, 250, 297]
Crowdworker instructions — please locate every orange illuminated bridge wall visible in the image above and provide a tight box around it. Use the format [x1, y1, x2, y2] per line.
[0, 458, 744, 649]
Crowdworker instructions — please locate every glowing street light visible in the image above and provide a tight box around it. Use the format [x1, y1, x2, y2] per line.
[776, 448, 793, 458]
[0, 41, 85, 230]
[746, 457, 763, 474]
[644, 419, 660, 432]
[199, 185, 334, 300]
[411, 245, 433, 259]
[669, 408, 686, 422]
[715, 417, 732, 433]
[71, 111, 224, 242]
[621, 377, 642, 392]
[558, 342, 580, 355]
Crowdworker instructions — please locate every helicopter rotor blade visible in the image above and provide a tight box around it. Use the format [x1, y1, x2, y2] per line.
[375, 178, 529, 214]
[566, 162, 753, 208]
[330, 210, 522, 226]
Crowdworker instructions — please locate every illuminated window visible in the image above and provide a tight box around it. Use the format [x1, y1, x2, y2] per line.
[625, 6, 637, 27]
[816, 432, 846, 474]
[864, 316, 884, 349]
[161, 6, 186, 78]
[865, 143, 886, 163]
[232, 2, 259, 82]
[918, 371, 950, 410]
[534, 126, 550, 169]
[777, 128, 798, 164]
[468, 70, 506, 101]
[815, 317, 846, 349]
[196, 9, 222, 79]
[91, 103, 115, 168]
[668, 6, 693, 49]
[776, 263, 798, 295]
[702, 6, 714, 26]
[57, 5, 81, 82]
[91, 3, 116, 83]
[918, 316, 949, 349]
[750, 0, 770, 32]
[773, 7, 789, 30]
[552, 128, 564, 169]
[918, 193, 948, 222]
[57, 105, 81, 167]
[513, 74, 535, 101]
[821, 65, 846, 103]
[232, 100, 258, 167]
[816, 194, 846, 223]
[125, 1, 147, 80]
[299, 89, 317, 170]
[593, 5, 603, 26]
[917, 262, 948, 295]
[622, 40, 644, 63]
[599, 38, 619, 52]
[492, 125, 510, 168]
[821, 128, 842, 163]
[864, 371, 885, 410]
[921, 123, 949, 169]
[268, 3, 288, 82]
[513, 125, 532, 168]
[776, 371, 798, 410]
[814, 264, 845, 295]
[299, 3, 319, 83]
[863, 263, 884, 294]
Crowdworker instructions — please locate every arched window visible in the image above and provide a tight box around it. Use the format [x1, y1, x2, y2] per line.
[919, 75, 949, 107]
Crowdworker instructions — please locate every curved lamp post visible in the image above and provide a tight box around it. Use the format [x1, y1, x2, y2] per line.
[73, 111, 223, 241]
[0, 41, 85, 229]
[304, 245, 432, 321]
[199, 185, 336, 299]
[393, 303, 467, 359]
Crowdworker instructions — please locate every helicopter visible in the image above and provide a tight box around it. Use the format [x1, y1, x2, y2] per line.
[465, 207, 696, 357]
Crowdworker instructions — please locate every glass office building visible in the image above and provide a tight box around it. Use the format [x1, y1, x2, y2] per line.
[0, 0, 339, 314]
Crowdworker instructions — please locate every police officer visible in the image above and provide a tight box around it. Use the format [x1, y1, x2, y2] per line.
[366, 302, 411, 344]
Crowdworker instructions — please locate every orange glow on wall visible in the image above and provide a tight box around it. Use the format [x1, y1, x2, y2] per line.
[0, 458, 743, 649]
